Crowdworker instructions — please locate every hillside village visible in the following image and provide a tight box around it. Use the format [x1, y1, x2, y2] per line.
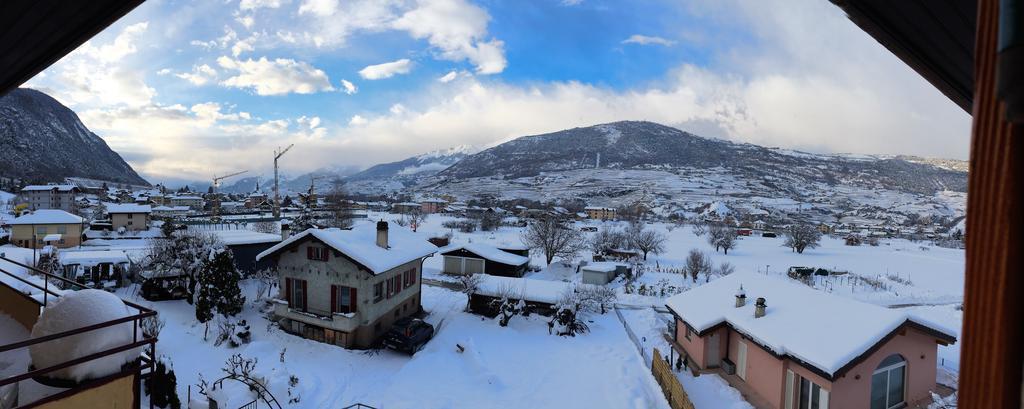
[0, 174, 966, 408]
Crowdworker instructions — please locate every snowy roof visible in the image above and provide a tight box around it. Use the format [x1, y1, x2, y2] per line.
[664, 273, 956, 377]
[152, 206, 190, 211]
[421, 198, 447, 203]
[171, 195, 203, 200]
[10, 210, 84, 225]
[440, 243, 529, 266]
[60, 250, 130, 265]
[476, 275, 572, 304]
[581, 261, 626, 273]
[208, 229, 282, 246]
[106, 204, 152, 214]
[42, 234, 62, 242]
[256, 223, 437, 274]
[22, 184, 77, 192]
[393, 202, 421, 207]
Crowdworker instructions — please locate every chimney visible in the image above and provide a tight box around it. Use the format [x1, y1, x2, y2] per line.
[735, 285, 746, 308]
[376, 220, 389, 249]
[280, 222, 290, 241]
[754, 297, 767, 318]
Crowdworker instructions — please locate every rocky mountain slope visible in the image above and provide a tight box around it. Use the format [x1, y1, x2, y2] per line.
[0, 88, 148, 185]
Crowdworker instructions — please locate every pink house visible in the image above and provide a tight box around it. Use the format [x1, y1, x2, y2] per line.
[665, 273, 956, 409]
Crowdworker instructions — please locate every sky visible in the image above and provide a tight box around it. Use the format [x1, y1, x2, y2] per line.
[26, 0, 972, 186]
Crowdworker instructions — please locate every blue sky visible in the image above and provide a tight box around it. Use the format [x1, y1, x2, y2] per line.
[27, 0, 970, 185]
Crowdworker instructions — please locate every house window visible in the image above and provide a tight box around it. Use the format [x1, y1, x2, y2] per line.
[798, 377, 824, 409]
[307, 246, 329, 261]
[57, 226, 66, 234]
[373, 282, 383, 302]
[684, 324, 693, 341]
[289, 278, 307, 310]
[871, 354, 906, 409]
[403, 268, 416, 288]
[36, 227, 46, 235]
[334, 286, 357, 314]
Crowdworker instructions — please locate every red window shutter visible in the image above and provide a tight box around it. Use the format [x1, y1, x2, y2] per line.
[330, 285, 337, 314]
[301, 280, 308, 312]
[323, 247, 330, 261]
[411, 269, 417, 285]
[307, 247, 313, 259]
[349, 287, 357, 313]
[285, 278, 292, 306]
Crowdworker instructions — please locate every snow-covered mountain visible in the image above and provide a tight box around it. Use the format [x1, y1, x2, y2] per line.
[436, 121, 965, 195]
[0, 88, 149, 185]
[345, 145, 477, 191]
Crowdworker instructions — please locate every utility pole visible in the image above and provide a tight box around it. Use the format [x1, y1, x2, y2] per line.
[307, 175, 321, 209]
[211, 170, 247, 222]
[273, 144, 294, 219]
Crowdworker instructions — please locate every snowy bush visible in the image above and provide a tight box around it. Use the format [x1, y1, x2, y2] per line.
[141, 315, 165, 339]
[457, 273, 483, 312]
[489, 283, 526, 326]
[144, 357, 181, 409]
[214, 318, 252, 348]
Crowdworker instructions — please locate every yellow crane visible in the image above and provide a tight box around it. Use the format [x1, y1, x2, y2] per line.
[211, 170, 248, 221]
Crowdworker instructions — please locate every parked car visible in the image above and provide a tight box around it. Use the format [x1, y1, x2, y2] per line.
[382, 317, 434, 354]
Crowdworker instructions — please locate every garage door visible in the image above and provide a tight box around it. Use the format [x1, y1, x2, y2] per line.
[444, 256, 462, 274]
[464, 258, 485, 275]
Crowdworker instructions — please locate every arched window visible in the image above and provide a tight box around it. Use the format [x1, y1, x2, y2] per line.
[870, 354, 906, 409]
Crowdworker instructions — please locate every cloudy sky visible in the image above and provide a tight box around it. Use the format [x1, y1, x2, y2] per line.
[27, 0, 971, 185]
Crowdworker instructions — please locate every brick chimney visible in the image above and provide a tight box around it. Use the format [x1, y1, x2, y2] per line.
[754, 297, 767, 318]
[735, 285, 746, 308]
[280, 221, 290, 241]
[376, 220, 389, 249]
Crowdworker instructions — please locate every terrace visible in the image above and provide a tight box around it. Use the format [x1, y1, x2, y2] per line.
[0, 255, 157, 408]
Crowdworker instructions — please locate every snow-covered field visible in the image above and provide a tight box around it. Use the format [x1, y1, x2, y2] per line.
[118, 283, 669, 409]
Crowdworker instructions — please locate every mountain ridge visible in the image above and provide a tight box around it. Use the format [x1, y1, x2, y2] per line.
[0, 88, 149, 186]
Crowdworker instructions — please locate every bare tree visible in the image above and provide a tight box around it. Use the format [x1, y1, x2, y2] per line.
[706, 224, 738, 254]
[397, 208, 427, 232]
[457, 273, 483, 312]
[716, 261, 735, 277]
[784, 224, 822, 254]
[521, 216, 587, 265]
[253, 267, 278, 299]
[586, 285, 617, 314]
[692, 220, 708, 237]
[323, 177, 353, 229]
[684, 249, 712, 283]
[627, 223, 667, 260]
[589, 227, 627, 256]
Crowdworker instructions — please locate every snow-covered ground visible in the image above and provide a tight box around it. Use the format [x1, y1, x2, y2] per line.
[118, 283, 669, 409]
[0, 209, 966, 408]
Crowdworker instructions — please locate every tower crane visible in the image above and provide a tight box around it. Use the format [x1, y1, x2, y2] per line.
[273, 144, 294, 219]
[211, 170, 247, 221]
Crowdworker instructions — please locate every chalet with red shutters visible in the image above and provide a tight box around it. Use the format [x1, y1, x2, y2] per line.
[256, 221, 437, 348]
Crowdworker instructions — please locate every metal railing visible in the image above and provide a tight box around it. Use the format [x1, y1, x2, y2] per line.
[0, 255, 158, 408]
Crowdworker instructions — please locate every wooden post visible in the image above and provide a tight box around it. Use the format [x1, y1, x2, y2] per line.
[958, 0, 1024, 407]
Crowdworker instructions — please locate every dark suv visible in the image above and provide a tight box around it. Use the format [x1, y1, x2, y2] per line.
[382, 317, 434, 355]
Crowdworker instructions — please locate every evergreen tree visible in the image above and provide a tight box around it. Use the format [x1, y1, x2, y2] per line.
[194, 265, 215, 338]
[207, 249, 245, 317]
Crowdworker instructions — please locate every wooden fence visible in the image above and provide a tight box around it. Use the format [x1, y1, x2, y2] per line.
[651, 347, 695, 409]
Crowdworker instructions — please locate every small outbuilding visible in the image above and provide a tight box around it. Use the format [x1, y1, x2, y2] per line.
[441, 243, 530, 278]
[580, 262, 630, 285]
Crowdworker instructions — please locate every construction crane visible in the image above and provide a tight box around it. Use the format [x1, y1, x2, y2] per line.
[306, 175, 321, 209]
[273, 144, 294, 219]
[211, 170, 247, 221]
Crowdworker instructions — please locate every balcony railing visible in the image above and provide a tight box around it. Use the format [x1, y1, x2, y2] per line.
[0, 255, 158, 409]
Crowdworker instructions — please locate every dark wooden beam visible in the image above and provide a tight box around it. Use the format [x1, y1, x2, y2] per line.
[0, 0, 145, 96]
[958, 0, 1024, 406]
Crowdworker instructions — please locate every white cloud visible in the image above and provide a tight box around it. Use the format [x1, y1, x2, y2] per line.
[236, 14, 255, 29]
[391, 0, 507, 74]
[622, 34, 676, 47]
[561, 0, 584, 5]
[349, 115, 368, 125]
[358, 59, 413, 80]
[438, 70, 459, 83]
[174, 64, 218, 85]
[156, 68, 172, 75]
[340, 79, 358, 94]
[297, 0, 337, 17]
[217, 56, 334, 95]
[239, 0, 283, 11]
